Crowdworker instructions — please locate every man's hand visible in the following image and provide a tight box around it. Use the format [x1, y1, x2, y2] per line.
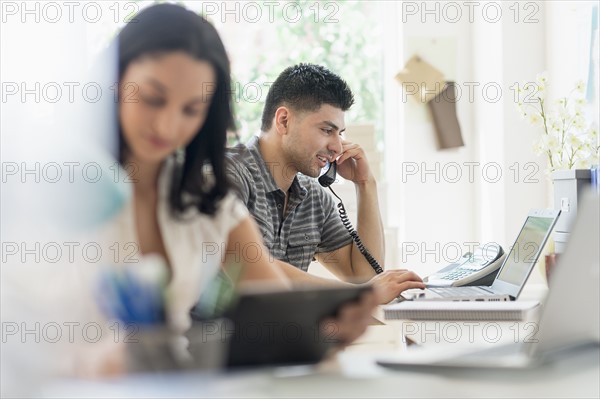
[319, 290, 378, 349]
[335, 140, 373, 184]
[369, 270, 426, 304]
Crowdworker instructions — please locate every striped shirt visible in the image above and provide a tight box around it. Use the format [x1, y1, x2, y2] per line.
[225, 136, 353, 271]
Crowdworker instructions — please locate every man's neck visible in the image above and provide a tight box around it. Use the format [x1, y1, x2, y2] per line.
[257, 133, 296, 193]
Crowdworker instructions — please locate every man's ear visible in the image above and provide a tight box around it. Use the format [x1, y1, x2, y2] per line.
[274, 106, 290, 136]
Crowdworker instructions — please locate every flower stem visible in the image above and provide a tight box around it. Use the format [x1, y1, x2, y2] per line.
[538, 99, 554, 169]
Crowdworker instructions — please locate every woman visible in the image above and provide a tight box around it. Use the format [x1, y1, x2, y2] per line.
[110, 3, 376, 357]
[114, 2, 289, 336]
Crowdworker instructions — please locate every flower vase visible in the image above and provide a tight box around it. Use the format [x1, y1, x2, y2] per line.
[551, 169, 592, 254]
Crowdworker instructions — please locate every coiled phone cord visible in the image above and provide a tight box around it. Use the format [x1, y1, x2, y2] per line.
[327, 186, 384, 274]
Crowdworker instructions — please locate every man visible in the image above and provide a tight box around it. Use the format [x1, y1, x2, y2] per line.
[226, 64, 424, 303]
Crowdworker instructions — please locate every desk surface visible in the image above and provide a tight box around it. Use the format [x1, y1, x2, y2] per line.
[41, 285, 600, 398]
[41, 346, 600, 398]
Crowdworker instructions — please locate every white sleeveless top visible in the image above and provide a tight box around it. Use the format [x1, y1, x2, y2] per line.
[1, 157, 249, 385]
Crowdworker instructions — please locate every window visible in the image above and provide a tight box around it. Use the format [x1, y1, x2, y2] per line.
[87, 1, 385, 144]
[204, 0, 385, 143]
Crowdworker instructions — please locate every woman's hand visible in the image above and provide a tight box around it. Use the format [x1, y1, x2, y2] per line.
[319, 290, 378, 350]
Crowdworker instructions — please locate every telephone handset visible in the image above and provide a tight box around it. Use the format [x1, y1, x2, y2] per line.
[318, 159, 338, 188]
[423, 244, 506, 287]
[318, 162, 384, 274]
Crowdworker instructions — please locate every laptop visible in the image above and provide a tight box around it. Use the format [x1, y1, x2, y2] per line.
[402, 208, 560, 302]
[378, 190, 599, 369]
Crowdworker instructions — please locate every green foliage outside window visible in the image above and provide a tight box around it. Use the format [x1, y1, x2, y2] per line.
[95, 1, 384, 146]
[202, 0, 384, 145]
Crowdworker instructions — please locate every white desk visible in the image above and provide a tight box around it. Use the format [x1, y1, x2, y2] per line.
[40, 345, 600, 398]
[41, 284, 600, 398]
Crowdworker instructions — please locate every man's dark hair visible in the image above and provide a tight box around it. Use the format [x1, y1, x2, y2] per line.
[260, 64, 355, 132]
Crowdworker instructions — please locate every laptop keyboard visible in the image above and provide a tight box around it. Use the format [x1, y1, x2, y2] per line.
[429, 286, 491, 297]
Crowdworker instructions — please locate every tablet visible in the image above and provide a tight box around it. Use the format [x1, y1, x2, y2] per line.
[222, 284, 373, 368]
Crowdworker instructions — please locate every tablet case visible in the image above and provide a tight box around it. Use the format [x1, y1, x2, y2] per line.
[222, 285, 372, 368]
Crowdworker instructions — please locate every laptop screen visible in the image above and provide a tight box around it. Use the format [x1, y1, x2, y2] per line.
[496, 215, 557, 287]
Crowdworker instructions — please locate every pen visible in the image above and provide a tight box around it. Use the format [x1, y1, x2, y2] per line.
[96, 256, 168, 325]
[191, 262, 243, 320]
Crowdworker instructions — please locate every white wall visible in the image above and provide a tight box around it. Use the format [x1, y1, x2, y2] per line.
[305, 1, 599, 282]
[381, 1, 551, 280]
[546, 1, 599, 124]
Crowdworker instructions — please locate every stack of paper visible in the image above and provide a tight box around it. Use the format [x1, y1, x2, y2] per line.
[384, 300, 540, 321]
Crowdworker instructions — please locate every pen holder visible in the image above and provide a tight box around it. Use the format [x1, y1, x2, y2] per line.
[125, 325, 184, 373]
[125, 319, 231, 373]
[186, 318, 233, 370]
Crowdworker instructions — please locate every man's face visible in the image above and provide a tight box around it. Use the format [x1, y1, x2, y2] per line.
[282, 104, 346, 178]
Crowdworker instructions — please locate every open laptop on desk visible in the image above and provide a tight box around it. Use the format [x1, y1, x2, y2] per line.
[402, 208, 560, 302]
[378, 191, 599, 369]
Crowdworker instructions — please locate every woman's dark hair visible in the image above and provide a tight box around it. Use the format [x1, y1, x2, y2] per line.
[117, 3, 233, 216]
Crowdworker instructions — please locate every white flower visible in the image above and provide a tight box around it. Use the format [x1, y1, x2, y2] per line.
[550, 121, 561, 133]
[546, 135, 560, 152]
[536, 72, 549, 85]
[533, 140, 546, 156]
[573, 119, 587, 132]
[574, 158, 591, 169]
[528, 112, 543, 126]
[557, 104, 570, 119]
[582, 141, 596, 153]
[567, 134, 582, 149]
[517, 74, 597, 173]
[587, 124, 598, 138]
[536, 84, 546, 95]
[515, 102, 527, 119]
